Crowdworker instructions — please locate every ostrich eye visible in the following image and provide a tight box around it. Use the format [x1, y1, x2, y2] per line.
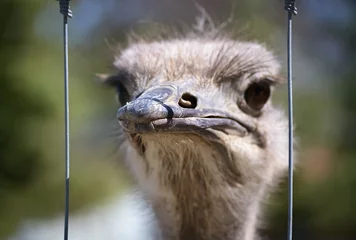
[244, 80, 271, 110]
[116, 82, 130, 106]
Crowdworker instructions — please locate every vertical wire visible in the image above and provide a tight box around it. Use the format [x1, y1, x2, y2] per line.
[57, 1, 73, 239]
[285, 1, 297, 240]
[63, 14, 70, 240]
[287, 11, 294, 240]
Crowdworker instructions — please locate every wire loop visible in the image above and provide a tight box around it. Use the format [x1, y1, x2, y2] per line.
[58, 0, 73, 18]
[285, 0, 298, 15]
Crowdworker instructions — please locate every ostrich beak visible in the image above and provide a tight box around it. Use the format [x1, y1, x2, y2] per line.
[117, 85, 253, 136]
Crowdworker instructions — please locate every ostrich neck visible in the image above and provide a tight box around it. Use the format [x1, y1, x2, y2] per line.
[151, 183, 260, 240]
[138, 139, 262, 240]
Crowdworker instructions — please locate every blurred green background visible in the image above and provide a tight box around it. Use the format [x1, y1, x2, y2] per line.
[1, 0, 355, 239]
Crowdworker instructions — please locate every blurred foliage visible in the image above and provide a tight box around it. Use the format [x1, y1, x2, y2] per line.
[0, 0, 45, 189]
[0, 1, 128, 239]
[1, 0, 356, 240]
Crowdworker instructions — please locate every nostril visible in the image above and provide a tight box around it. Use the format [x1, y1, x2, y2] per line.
[179, 92, 197, 109]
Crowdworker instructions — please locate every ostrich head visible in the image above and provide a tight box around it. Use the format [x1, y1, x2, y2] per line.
[100, 27, 289, 240]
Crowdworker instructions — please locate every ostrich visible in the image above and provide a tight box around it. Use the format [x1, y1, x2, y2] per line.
[99, 21, 290, 240]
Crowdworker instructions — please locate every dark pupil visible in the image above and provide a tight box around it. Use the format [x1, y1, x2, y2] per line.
[116, 83, 130, 106]
[244, 82, 270, 110]
[254, 85, 265, 98]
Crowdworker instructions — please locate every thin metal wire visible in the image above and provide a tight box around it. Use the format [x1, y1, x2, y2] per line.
[57, 1, 72, 240]
[284, 1, 297, 240]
